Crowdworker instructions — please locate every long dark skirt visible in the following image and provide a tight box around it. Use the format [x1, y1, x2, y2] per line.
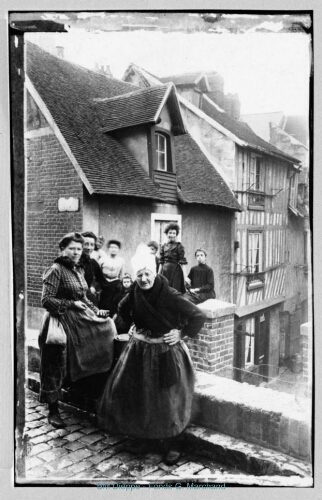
[185, 290, 216, 305]
[97, 336, 195, 439]
[99, 279, 122, 315]
[38, 309, 116, 404]
[159, 262, 185, 293]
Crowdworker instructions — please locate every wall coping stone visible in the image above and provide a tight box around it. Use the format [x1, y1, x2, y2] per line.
[198, 299, 236, 319]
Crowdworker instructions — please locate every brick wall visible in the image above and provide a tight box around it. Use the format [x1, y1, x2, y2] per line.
[186, 299, 236, 374]
[300, 322, 312, 395]
[26, 131, 83, 308]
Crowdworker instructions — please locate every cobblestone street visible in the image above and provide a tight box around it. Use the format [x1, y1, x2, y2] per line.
[20, 389, 311, 486]
[23, 389, 246, 484]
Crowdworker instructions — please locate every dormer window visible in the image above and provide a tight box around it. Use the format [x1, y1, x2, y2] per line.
[156, 133, 167, 171]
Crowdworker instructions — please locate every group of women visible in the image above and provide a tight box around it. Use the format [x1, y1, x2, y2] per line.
[38, 223, 206, 465]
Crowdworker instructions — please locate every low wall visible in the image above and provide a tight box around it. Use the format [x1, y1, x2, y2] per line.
[185, 299, 236, 374]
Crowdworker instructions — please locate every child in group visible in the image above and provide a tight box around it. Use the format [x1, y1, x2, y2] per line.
[159, 222, 187, 293]
[113, 273, 133, 334]
[147, 240, 160, 274]
[185, 248, 216, 305]
[99, 240, 124, 315]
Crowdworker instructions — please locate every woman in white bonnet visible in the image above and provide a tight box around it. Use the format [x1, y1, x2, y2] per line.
[97, 245, 205, 465]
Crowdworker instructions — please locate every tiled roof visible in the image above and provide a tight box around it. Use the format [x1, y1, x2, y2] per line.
[26, 43, 241, 211]
[94, 86, 169, 133]
[201, 96, 300, 164]
[175, 134, 242, 211]
[26, 42, 165, 200]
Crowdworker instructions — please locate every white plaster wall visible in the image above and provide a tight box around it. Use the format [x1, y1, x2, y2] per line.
[180, 104, 236, 190]
[117, 127, 149, 174]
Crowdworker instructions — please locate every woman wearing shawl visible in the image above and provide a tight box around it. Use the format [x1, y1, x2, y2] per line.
[97, 245, 206, 465]
[39, 232, 115, 429]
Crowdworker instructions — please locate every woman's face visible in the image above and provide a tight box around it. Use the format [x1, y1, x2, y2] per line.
[83, 237, 96, 256]
[167, 229, 177, 242]
[108, 244, 119, 256]
[62, 241, 83, 263]
[136, 269, 155, 290]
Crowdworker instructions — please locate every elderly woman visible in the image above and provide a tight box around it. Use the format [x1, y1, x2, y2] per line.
[38, 232, 115, 429]
[97, 247, 206, 465]
[159, 222, 187, 293]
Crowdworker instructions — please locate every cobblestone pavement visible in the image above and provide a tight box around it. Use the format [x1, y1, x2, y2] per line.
[22, 389, 246, 484]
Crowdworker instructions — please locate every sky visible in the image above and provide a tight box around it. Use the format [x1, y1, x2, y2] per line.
[27, 18, 311, 117]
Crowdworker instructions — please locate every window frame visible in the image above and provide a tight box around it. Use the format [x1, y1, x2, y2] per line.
[155, 132, 167, 171]
[249, 155, 262, 191]
[245, 317, 255, 367]
[247, 230, 263, 274]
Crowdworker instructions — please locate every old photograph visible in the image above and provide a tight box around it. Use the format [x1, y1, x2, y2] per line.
[10, 10, 313, 487]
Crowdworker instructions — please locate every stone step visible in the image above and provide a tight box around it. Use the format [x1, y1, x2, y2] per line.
[192, 372, 311, 463]
[185, 425, 312, 478]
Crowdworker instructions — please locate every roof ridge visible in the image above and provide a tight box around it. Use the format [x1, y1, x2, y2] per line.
[92, 84, 169, 103]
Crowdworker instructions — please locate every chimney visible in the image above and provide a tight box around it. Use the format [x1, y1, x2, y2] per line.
[205, 72, 225, 108]
[223, 93, 241, 120]
[56, 46, 64, 58]
[95, 63, 113, 78]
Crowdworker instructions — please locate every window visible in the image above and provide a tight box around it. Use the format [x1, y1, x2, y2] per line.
[248, 231, 263, 274]
[245, 317, 255, 367]
[248, 156, 265, 209]
[249, 156, 261, 191]
[156, 133, 167, 171]
[289, 172, 298, 209]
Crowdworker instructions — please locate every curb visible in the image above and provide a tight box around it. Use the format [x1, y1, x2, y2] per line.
[185, 425, 312, 478]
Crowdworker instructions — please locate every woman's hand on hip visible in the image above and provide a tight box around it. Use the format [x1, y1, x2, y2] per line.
[74, 300, 87, 310]
[97, 309, 109, 318]
[163, 329, 181, 345]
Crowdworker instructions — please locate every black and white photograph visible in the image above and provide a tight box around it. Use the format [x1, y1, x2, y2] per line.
[6, 7, 315, 490]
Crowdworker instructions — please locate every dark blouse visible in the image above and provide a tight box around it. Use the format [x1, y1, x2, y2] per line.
[118, 275, 205, 338]
[159, 242, 187, 266]
[188, 264, 215, 293]
[80, 254, 108, 290]
[41, 256, 98, 316]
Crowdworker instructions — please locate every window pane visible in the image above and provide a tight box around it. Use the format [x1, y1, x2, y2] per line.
[158, 151, 165, 170]
[156, 133, 167, 171]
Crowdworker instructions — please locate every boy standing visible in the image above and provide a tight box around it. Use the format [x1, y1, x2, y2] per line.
[185, 248, 216, 305]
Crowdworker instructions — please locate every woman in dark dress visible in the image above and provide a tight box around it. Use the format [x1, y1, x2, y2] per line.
[159, 222, 187, 293]
[38, 232, 115, 429]
[97, 247, 206, 465]
[80, 231, 109, 306]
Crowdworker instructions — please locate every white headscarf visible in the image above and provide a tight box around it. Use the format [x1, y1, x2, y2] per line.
[131, 243, 157, 277]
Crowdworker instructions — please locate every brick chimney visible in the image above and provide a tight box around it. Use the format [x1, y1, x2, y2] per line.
[95, 63, 113, 78]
